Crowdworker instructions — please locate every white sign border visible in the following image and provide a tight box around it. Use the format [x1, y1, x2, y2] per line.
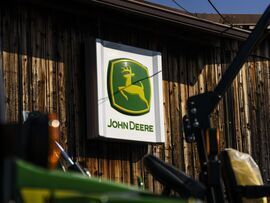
[96, 39, 165, 143]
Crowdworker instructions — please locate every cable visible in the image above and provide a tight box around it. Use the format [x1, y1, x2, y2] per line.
[206, 0, 236, 34]
[207, 0, 231, 25]
[171, 0, 194, 16]
[172, 0, 236, 35]
[98, 70, 162, 105]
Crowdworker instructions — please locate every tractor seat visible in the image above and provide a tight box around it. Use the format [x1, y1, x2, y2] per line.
[220, 148, 270, 203]
[143, 154, 206, 199]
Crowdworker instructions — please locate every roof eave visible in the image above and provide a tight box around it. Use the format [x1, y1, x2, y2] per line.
[90, 0, 250, 40]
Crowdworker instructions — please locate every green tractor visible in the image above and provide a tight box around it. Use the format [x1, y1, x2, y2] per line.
[1, 112, 199, 203]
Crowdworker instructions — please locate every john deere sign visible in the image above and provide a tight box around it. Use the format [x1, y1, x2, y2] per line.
[107, 59, 151, 115]
[93, 39, 165, 143]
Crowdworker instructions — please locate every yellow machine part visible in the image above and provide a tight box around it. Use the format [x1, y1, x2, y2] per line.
[227, 149, 267, 203]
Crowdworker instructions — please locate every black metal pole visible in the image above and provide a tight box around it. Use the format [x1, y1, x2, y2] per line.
[183, 6, 270, 202]
[211, 4, 270, 113]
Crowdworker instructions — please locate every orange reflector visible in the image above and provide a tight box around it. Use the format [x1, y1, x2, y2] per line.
[48, 113, 61, 169]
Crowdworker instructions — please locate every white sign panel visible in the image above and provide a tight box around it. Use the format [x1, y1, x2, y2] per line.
[96, 39, 164, 143]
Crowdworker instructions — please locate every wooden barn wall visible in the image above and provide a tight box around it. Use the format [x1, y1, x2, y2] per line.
[1, 4, 270, 192]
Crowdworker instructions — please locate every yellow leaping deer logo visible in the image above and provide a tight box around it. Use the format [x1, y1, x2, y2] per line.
[118, 65, 149, 109]
[107, 58, 151, 115]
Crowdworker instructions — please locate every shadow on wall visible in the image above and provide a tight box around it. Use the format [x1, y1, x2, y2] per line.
[84, 140, 148, 162]
[0, 60, 5, 123]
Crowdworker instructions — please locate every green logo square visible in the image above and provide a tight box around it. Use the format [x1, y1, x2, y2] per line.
[107, 58, 151, 115]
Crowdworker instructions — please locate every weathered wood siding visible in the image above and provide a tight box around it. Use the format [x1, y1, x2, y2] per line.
[1, 3, 270, 193]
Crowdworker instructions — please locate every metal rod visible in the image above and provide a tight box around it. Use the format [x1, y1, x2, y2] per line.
[55, 141, 74, 166]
